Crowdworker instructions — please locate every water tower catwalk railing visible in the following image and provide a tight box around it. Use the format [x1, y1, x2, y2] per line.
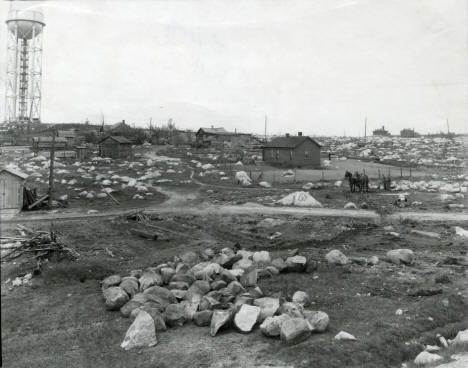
[4, 9, 45, 130]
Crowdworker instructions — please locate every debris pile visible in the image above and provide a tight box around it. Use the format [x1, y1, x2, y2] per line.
[101, 248, 331, 349]
[0, 225, 79, 267]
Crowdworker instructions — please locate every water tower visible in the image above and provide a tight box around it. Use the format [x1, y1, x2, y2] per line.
[4, 8, 45, 130]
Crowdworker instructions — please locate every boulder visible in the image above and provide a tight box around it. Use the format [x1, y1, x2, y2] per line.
[168, 281, 190, 290]
[120, 277, 139, 298]
[285, 256, 307, 272]
[240, 267, 258, 287]
[210, 309, 232, 336]
[414, 351, 442, 365]
[367, 256, 379, 265]
[199, 295, 221, 311]
[139, 270, 163, 291]
[386, 249, 415, 265]
[227, 281, 246, 296]
[281, 302, 304, 318]
[452, 329, 468, 345]
[130, 307, 167, 331]
[344, 202, 357, 209]
[265, 266, 280, 276]
[130, 269, 142, 278]
[303, 310, 329, 332]
[254, 297, 280, 322]
[211, 280, 227, 291]
[252, 251, 271, 265]
[271, 258, 287, 272]
[121, 310, 157, 350]
[234, 295, 254, 310]
[325, 250, 349, 265]
[232, 258, 253, 270]
[103, 286, 129, 311]
[260, 314, 291, 337]
[120, 300, 143, 317]
[180, 251, 199, 267]
[292, 291, 310, 307]
[170, 289, 187, 300]
[277, 192, 322, 207]
[143, 285, 178, 304]
[102, 275, 122, 290]
[193, 310, 213, 327]
[175, 263, 190, 275]
[171, 273, 196, 285]
[203, 248, 215, 259]
[410, 230, 440, 239]
[163, 303, 186, 327]
[234, 304, 261, 332]
[160, 267, 176, 284]
[334, 331, 356, 341]
[280, 318, 311, 344]
[179, 300, 199, 321]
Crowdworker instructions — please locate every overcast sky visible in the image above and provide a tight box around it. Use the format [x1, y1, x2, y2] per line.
[0, 0, 466, 136]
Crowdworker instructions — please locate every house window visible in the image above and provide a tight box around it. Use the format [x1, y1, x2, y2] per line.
[290, 150, 293, 160]
[275, 149, 279, 160]
[305, 151, 309, 159]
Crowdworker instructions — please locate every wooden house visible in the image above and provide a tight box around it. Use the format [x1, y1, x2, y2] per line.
[195, 127, 234, 147]
[57, 130, 77, 146]
[0, 167, 28, 214]
[262, 133, 322, 167]
[99, 136, 132, 159]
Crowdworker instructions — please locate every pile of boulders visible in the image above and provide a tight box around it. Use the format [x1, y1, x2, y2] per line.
[101, 248, 330, 349]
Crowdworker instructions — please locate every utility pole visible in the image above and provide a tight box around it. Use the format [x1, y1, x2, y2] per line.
[48, 129, 56, 209]
[264, 115, 267, 142]
[364, 116, 367, 142]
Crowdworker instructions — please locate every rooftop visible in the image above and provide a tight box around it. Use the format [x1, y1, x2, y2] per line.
[263, 135, 322, 148]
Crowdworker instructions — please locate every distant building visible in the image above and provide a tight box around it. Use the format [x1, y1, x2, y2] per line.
[262, 132, 322, 167]
[373, 126, 391, 137]
[0, 167, 28, 215]
[400, 128, 419, 138]
[108, 120, 135, 136]
[57, 130, 76, 146]
[99, 135, 133, 159]
[32, 136, 68, 151]
[196, 127, 234, 147]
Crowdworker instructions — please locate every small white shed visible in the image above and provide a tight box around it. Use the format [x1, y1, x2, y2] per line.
[0, 167, 28, 213]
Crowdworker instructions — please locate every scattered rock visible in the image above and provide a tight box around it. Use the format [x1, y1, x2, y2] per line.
[160, 267, 176, 284]
[120, 300, 143, 317]
[325, 250, 349, 265]
[260, 314, 291, 337]
[280, 318, 311, 344]
[253, 251, 271, 265]
[344, 202, 357, 209]
[272, 258, 287, 272]
[281, 302, 304, 318]
[254, 297, 280, 322]
[102, 275, 122, 290]
[303, 310, 329, 332]
[452, 329, 468, 346]
[367, 256, 379, 265]
[292, 291, 310, 307]
[240, 266, 258, 287]
[139, 270, 163, 291]
[234, 304, 261, 332]
[285, 256, 307, 272]
[193, 310, 213, 327]
[410, 230, 440, 239]
[386, 249, 415, 265]
[210, 309, 232, 336]
[121, 310, 157, 350]
[163, 303, 186, 327]
[120, 277, 139, 298]
[414, 351, 442, 365]
[130, 307, 166, 331]
[103, 287, 129, 311]
[334, 331, 356, 341]
[211, 280, 227, 290]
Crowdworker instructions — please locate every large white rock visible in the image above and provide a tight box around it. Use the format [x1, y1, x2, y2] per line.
[103, 286, 129, 311]
[276, 191, 322, 207]
[254, 297, 280, 322]
[454, 227, 468, 238]
[280, 318, 311, 344]
[325, 250, 349, 265]
[253, 251, 271, 265]
[452, 329, 468, 345]
[386, 249, 414, 265]
[414, 351, 442, 365]
[344, 202, 357, 209]
[334, 331, 356, 341]
[121, 310, 157, 350]
[235, 171, 252, 186]
[234, 304, 261, 332]
[210, 310, 232, 336]
[285, 256, 307, 272]
[410, 230, 440, 239]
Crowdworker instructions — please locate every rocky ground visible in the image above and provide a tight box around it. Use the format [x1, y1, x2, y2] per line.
[1, 211, 467, 368]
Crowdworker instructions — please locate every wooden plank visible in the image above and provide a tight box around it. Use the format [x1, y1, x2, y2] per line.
[28, 194, 49, 210]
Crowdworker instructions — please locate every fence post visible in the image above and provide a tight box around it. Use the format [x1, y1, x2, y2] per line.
[400, 167, 402, 178]
[409, 167, 412, 177]
[321, 170, 324, 182]
[378, 168, 381, 179]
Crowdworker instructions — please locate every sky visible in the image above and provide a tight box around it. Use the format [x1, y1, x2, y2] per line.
[0, 0, 467, 136]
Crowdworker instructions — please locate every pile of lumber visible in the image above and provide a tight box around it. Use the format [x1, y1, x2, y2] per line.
[1, 225, 79, 266]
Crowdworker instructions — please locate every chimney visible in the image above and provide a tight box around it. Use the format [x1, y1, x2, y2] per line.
[298, 132, 302, 136]
[285, 133, 290, 138]
[211, 125, 214, 129]
[122, 119, 125, 124]
[382, 125, 385, 130]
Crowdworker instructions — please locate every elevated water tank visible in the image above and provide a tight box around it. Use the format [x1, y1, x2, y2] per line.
[6, 9, 45, 39]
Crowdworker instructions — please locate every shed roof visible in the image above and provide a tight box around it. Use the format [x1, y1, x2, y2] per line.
[198, 127, 234, 135]
[263, 136, 322, 149]
[99, 135, 132, 144]
[0, 167, 28, 180]
[35, 136, 68, 143]
[57, 130, 76, 138]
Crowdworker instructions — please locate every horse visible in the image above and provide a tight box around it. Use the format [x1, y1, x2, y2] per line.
[345, 171, 357, 192]
[359, 173, 369, 192]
